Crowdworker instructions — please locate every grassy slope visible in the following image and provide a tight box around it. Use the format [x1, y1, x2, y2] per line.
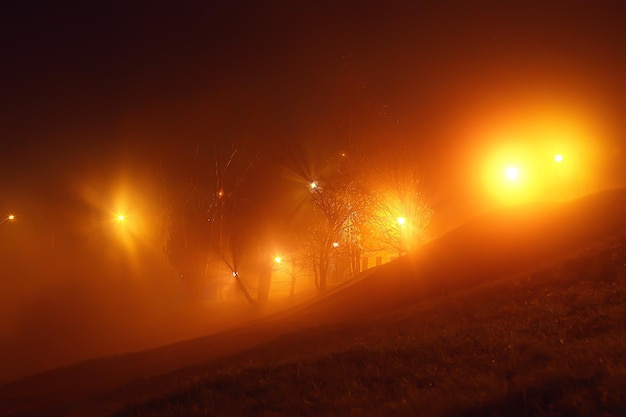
[1, 188, 625, 416]
[114, 232, 626, 417]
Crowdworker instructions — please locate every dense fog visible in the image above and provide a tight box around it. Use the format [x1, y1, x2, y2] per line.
[0, 229, 262, 385]
[1, 0, 625, 388]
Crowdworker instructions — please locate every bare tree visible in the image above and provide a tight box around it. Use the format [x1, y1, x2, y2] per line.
[308, 170, 374, 291]
[162, 141, 260, 304]
[300, 144, 431, 292]
[362, 146, 433, 256]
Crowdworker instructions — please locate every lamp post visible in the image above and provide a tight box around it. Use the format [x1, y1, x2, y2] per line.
[1, 214, 15, 226]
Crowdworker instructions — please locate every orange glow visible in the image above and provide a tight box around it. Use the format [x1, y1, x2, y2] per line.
[310, 181, 318, 190]
[332, 242, 339, 248]
[397, 217, 406, 226]
[274, 256, 282, 264]
[472, 96, 609, 209]
[8, 214, 15, 220]
[481, 143, 533, 206]
[477, 106, 599, 206]
[73, 171, 162, 274]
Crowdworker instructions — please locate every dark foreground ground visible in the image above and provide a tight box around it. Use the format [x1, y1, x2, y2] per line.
[111, 231, 626, 417]
[1, 189, 625, 416]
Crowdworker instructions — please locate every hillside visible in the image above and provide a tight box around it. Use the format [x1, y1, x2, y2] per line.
[114, 230, 626, 417]
[1, 188, 625, 416]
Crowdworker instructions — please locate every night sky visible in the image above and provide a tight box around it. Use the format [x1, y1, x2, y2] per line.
[1, 0, 625, 235]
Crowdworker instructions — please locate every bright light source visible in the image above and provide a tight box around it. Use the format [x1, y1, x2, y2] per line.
[232, 271, 238, 278]
[397, 217, 406, 226]
[332, 242, 339, 248]
[274, 256, 282, 264]
[310, 181, 318, 190]
[554, 154, 564, 163]
[115, 212, 128, 225]
[504, 166, 520, 181]
[1, 214, 16, 225]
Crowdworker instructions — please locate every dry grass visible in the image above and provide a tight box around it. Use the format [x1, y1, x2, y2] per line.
[110, 232, 626, 417]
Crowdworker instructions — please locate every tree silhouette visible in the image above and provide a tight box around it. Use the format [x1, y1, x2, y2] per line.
[162, 141, 259, 304]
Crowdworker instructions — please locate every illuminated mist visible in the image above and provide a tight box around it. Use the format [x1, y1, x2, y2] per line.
[0, 1, 625, 392]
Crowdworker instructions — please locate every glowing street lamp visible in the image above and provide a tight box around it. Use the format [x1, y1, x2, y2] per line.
[274, 256, 282, 264]
[115, 213, 126, 224]
[504, 166, 520, 181]
[332, 241, 339, 248]
[554, 154, 564, 163]
[309, 181, 318, 190]
[1, 214, 15, 225]
[397, 217, 406, 226]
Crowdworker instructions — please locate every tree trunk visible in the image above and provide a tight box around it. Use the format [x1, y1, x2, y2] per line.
[351, 247, 361, 277]
[257, 266, 272, 303]
[233, 273, 256, 306]
[289, 256, 296, 299]
[319, 252, 328, 292]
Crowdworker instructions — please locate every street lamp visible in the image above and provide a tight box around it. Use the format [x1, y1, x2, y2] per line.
[504, 166, 520, 181]
[554, 154, 563, 163]
[1, 214, 15, 226]
[397, 217, 406, 226]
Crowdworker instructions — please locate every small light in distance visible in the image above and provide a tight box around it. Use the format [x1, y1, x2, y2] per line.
[397, 217, 406, 226]
[504, 166, 520, 181]
[1, 214, 15, 225]
[232, 271, 238, 278]
[554, 154, 564, 163]
[332, 242, 339, 248]
[310, 181, 318, 190]
[274, 256, 282, 264]
[116, 213, 126, 224]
